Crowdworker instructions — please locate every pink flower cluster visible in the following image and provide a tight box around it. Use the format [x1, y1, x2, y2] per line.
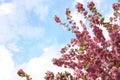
[44, 71, 54, 80]
[17, 69, 26, 77]
[45, 1, 120, 80]
[44, 71, 76, 80]
[113, 3, 120, 10]
[17, 69, 32, 80]
[54, 15, 61, 23]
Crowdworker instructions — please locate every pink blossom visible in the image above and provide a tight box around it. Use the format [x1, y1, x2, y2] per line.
[87, 1, 95, 9]
[65, 8, 71, 16]
[113, 3, 120, 10]
[17, 69, 25, 77]
[54, 15, 61, 23]
[75, 2, 85, 12]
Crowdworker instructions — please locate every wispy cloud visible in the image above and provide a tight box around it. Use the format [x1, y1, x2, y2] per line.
[12, 0, 50, 20]
[0, 45, 16, 80]
[0, 0, 50, 44]
[6, 43, 21, 52]
[0, 44, 73, 80]
[0, 1, 51, 79]
[19, 44, 73, 80]
[0, 3, 14, 14]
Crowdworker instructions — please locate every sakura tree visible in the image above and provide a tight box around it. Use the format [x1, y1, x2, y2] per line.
[45, 1, 120, 80]
[18, 1, 120, 80]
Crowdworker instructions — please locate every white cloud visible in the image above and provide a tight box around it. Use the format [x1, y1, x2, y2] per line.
[0, 3, 16, 43]
[6, 43, 21, 52]
[0, 44, 73, 80]
[12, 0, 50, 20]
[13, 26, 44, 39]
[0, 0, 47, 44]
[0, 45, 17, 80]
[33, 5, 49, 20]
[0, 3, 14, 15]
[18, 45, 73, 80]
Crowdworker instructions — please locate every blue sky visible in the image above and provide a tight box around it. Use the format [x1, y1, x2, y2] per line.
[0, 0, 119, 80]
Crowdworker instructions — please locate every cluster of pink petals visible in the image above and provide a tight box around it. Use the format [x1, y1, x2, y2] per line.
[45, 1, 120, 80]
[44, 71, 54, 80]
[87, 1, 95, 9]
[54, 15, 61, 23]
[113, 3, 120, 10]
[44, 71, 76, 80]
[17, 69, 26, 77]
[17, 69, 32, 80]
